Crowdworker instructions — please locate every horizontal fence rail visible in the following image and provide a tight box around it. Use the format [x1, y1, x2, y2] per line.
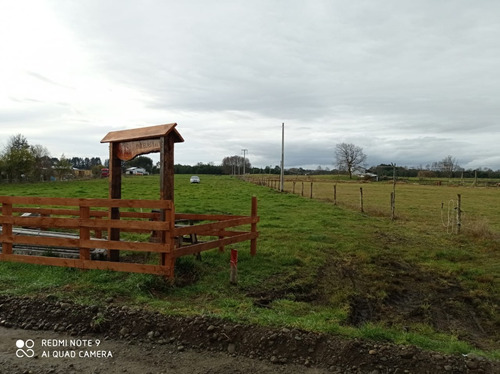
[0, 196, 258, 279]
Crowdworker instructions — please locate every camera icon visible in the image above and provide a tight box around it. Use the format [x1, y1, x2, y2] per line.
[15, 339, 35, 358]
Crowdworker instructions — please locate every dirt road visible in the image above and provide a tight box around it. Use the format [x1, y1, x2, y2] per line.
[0, 327, 330, 374]
[0, 295, 498, 373]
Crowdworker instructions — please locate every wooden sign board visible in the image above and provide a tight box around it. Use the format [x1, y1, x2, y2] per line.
[117, 139, 161, 161]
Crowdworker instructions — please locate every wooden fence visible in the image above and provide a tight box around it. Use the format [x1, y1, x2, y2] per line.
[0, 196, 258, 278]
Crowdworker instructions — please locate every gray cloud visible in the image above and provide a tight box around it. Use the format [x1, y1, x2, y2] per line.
[2, 0, 499, 170]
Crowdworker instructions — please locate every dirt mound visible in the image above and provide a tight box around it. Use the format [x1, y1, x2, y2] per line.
[0, 295, 498, 373]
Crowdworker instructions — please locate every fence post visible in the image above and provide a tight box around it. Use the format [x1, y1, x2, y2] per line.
[392, 164, 396, 220]
[162, 202, 177, 279]
[1, 201, 13, 255]
[333, 184, 337, 205]
[301, 182, 304, 196]
[390, 192, 395, 221]
[293, 181, 296, 194]
[457, 194, 462, 234]
[94, 216, 103, 239]
[310, 182, 313, 199]
[250, 196, 258, 256]
[360, 187, 364, 213]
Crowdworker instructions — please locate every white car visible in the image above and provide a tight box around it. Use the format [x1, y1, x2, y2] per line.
[190, 176, 200, 184]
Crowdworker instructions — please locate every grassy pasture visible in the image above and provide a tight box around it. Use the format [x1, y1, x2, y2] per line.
[0, 175, 499, 358]
[277, 177, 500, 235]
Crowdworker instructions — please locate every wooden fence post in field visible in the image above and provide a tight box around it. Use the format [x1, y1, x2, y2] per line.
[391, 163, 396, 221]
[360, 187, 364, 213]
[293, 181, 296, 194]
[333, 184, 337, 205]
[250, 195, 258, 256]
[457, 194, 462, 234]
[310, 182, 313, 199]
[301, 182, 304, 197]
[390, 192, 395, 221]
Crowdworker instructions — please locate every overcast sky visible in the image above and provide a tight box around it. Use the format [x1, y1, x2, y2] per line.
[1, 0, 499, 170]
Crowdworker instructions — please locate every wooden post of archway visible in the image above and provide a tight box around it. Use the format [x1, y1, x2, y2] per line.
[101, 123, 184, 263]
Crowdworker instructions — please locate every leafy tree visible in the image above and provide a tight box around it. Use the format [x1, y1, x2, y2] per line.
[90, 157, 102, 168]
[335, 143, 367, 179]
[31, 144, 52, 181]
[54, 154, 73, 180]
[1, 134, 35, 182]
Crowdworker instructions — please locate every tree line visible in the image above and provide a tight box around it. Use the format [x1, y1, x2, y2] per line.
[0, 134, 104, 183]
[334, 143, 500, 179]
[0, 134, 257, 182]
[2, 135, 499, 183]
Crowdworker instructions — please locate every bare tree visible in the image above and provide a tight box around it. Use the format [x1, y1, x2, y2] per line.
[221, 155, 251, 175]
[335, 143, 367, 179]
[440, 155, 458, 178]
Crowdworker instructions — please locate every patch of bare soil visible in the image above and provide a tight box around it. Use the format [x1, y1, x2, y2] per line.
[317, 250, 499, 352]
[0, 295, 498, 373]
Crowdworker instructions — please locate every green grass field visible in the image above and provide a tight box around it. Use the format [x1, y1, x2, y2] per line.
[0, 175, 499, 358]
[277, 177, 500, 234]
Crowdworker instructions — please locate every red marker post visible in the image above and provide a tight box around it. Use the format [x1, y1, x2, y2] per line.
[230, 249, 238, 285]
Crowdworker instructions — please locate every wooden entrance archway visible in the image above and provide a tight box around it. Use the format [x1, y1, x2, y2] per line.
[101, 123, 184, 261]
[1, 122, 258, 279]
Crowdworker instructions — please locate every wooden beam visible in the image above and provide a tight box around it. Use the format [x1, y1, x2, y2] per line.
[79, 239, 170, 253]
[173, 232, 258, 258]
[79, 206, 91, 260]
[109, 142, 122, 262]
[7, 235, 79, 248]
[160, 135, 175, 202]
[175, 213, 247, 221]
[0, 197, 172, 210]
[1, 202, 12, 255]
[174, 216, 255, 236]
[0, 254, 171, 276]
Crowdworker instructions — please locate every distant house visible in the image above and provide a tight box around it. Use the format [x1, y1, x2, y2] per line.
[353, 168, 378, 181]
[125, 167, 149, 175]
[73, 168, 92, 178]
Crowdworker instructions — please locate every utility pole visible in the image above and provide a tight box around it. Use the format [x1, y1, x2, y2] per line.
[241, 149, 248, 175]
[280, 123, 284, 192]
